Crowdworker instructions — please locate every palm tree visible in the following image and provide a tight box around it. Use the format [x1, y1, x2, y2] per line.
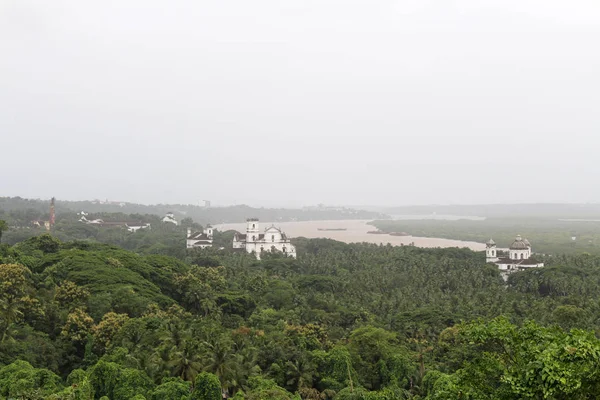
[202, 337, 238, 393]
[168, 339, 203, 382]
[0, 298, 23, 343]
[285, 356, 315, 392]
[0, 220, 8, 244]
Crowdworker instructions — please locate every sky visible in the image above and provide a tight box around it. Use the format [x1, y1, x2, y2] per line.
[1, 0, 599, 207]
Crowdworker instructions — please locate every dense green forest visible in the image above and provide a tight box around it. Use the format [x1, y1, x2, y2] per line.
[3, 231, 600, 399]
[0, 197, 388, 227]
[371, 218, 600, 255]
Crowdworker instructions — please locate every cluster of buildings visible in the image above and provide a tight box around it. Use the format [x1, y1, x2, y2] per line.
[232, 219, 296, 259]
[76, 207, 543, 270]
[486, 235, 544, 273]
[78, 213, 151, 233]
[186, 218, 296, 259]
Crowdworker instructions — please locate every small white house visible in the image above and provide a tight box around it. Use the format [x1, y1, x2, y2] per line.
[126, 223, 151, 233]
[162, 212, 178, 226]
[233, 219, 296, 259]
[187, 225, 214, 249]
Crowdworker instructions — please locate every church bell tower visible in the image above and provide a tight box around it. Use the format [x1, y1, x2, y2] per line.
[486, 239, 499, 263]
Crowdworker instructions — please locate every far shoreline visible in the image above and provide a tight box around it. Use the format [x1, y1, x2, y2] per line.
[214, 219, 486, 251]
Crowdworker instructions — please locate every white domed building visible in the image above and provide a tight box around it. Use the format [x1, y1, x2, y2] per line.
[486, 235, 543, 273]
[233, 219, 296, 260]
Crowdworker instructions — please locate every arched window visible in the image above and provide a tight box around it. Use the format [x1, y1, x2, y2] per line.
[283, 246, 287, 253]
[252, 224, 255, 229]
[252, 235, 256, 241]
[520, 253, 524, 259]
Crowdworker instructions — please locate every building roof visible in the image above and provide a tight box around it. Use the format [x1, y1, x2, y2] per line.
[509, 235, 529, 250]
[191, 240, 213, 245]
[188, 232, 211, 240]
[234, 233, 247, 240]
[496, 257, 541, 266]
[486, 238, 496, 247]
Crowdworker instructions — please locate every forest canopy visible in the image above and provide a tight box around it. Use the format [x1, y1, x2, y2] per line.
[3, 232, 600, 398]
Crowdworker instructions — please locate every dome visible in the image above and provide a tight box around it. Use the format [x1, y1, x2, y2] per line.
[486, 238, 496, 247]
[510, 235, 529, 250]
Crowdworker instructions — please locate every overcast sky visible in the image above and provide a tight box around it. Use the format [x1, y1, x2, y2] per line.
[1, 1, 599, 207]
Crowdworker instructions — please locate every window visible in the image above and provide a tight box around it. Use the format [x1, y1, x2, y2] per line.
[283, 246, 287, 253]
[521, 253, 524, 259]
[252, 224, 255, 229]
[252, 235, 256, 241]
[271, 235, 275, 242]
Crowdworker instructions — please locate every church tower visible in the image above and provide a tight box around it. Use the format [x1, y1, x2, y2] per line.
[486, 239, 499, 263]
[246, 218, 260, 242]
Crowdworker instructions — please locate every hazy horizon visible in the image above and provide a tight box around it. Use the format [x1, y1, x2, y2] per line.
[2, 0, 599, 207]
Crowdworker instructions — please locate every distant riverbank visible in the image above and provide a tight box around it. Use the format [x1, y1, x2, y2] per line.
[215, 220, 486, 251]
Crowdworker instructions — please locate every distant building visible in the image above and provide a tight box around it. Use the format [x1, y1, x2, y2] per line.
[79, 216, 150, 232]
[162, 212, 178, 225]
[32, 220, 51, 230]
[187, 225, 214, 249]
[233, 219, 296, 259]
[126, 222, 151, 233]
[486, 235, 544, 273]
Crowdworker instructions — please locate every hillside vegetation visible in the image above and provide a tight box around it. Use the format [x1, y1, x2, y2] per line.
[3, 234, 600, 398]
[0, 197, 388, 227]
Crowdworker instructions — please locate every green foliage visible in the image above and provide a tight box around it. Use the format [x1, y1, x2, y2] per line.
[191, 372, 221, 400]
[5, 232, 600, 399]
[0, 360, 63, 399]
[151, 378, 191, 400]
[431, 317, 600, 399]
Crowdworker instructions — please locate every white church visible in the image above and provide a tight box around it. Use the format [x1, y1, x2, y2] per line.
[233, 219, 297, 259]
[486, 235, 544, 273]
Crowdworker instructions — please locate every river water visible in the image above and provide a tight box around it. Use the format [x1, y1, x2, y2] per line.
[215, 220, 485, 251]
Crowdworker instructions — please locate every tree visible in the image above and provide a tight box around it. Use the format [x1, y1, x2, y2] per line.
[55, 280, 90, 309]
[61, 307, 95, 344]
[0, 263, 34, 343]
[431, 317, 600, 399]
[0, 220, 8, 244]
[191, 372, 221, 400]
[0, 360, 63, 399]
[94, 312, 130, 351]
[151, 378, 191, 400]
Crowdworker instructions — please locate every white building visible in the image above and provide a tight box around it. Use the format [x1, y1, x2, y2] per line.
[486, 235, 544, 273]
[187, 225, 214, 249]
[162, 212, 178, 225]
[126, 223, 151, 233]
[79, 216, 150, 232]
[233, 219, 296, 259]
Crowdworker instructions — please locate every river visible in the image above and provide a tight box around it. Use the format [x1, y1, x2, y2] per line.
[214, 220, 485, 251]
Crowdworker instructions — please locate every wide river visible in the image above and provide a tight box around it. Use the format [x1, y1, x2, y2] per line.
[215, 220, 485, 251]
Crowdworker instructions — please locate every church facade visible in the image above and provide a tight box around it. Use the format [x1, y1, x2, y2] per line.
[233, 219, 296, 259]
[486, 235, 544, 273]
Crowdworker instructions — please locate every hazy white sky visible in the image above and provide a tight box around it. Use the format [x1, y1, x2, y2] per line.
[1, 0, 599, 207]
